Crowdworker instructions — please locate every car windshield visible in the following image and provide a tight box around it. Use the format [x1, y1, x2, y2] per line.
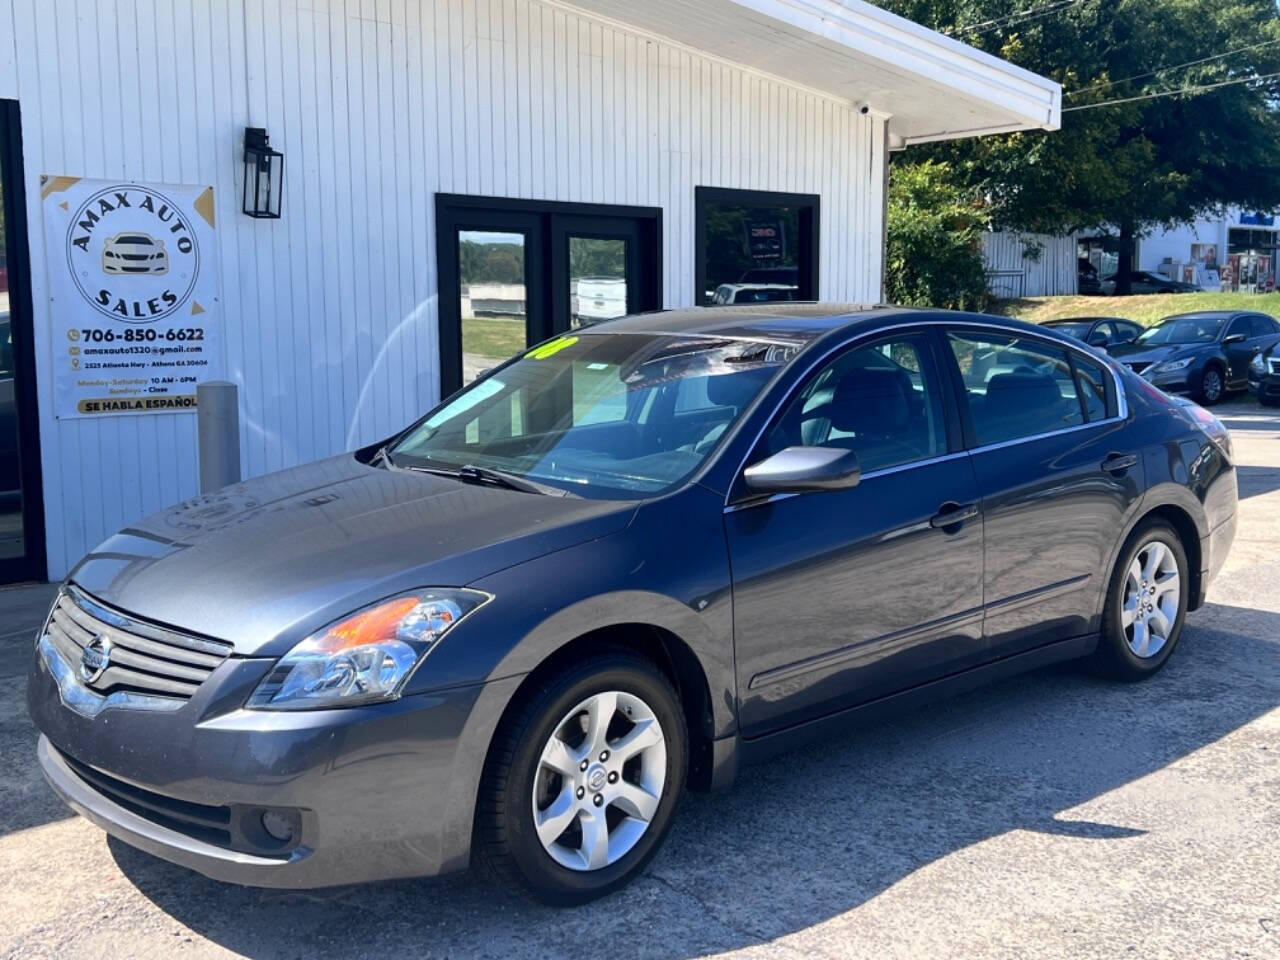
[1136, 316, 1225, 345]
[1048, 322, 1092, 339]
[390, 332, 798, 498]
[116, 234, 152, 244]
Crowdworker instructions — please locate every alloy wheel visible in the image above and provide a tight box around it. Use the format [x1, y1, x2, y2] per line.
[531, 690, 667, 871]
[1203, 369, 1223, 403]
[1122, 539, 1181, 659]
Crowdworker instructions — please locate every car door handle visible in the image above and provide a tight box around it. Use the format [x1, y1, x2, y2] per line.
[1101, 453, 1138, 473]
[930, 502, 979, 529]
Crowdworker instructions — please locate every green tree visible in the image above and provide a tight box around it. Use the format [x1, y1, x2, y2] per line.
[875, 0, 1280, 292]
[885, 160, 990, 309]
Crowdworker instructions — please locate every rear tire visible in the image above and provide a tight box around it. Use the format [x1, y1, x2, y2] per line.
[1260, 394, 1280, 408]
[1093, 519, 1189, 681]
[477, 651, 687, 905]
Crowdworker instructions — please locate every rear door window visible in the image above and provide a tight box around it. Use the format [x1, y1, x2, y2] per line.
[945, 331, 1087, 446]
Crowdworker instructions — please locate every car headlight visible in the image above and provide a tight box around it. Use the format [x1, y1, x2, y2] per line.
[247, 589, 489, 710]
[1155, 357, 1194, 373]
[1251, 352, 1267, 377]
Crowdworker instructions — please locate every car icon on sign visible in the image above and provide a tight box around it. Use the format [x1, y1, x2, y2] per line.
[101, 233, 168, 275]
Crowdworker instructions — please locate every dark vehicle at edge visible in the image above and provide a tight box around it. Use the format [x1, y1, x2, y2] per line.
[1109, 309, 1280, 405]
[1041, 316, 1143, 351]
[1249, 339, 1280, 406]
[1102, 270, 1202, 295]
[28, 304, 1238, 904]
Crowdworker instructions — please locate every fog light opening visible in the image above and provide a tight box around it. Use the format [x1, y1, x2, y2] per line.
[260, 810, 296, 844]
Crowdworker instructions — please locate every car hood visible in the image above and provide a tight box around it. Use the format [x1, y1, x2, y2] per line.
[68, 455, 637, 654]
[1108, 342, 1204, 364]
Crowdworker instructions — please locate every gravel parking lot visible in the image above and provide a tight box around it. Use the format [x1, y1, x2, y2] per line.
[2, 400, 1278, 960]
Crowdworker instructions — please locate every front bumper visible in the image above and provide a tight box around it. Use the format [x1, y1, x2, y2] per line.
[28, 635, 521, 888]
[1248, 375, 1280, 401]
[1142, 366, 1195, 394]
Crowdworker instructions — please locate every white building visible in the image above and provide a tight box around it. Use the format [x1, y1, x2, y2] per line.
[1130, 209, 1280, 292]
[0, 0, 1059, 582]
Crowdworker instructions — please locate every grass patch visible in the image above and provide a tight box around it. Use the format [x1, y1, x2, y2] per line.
[462, 315, 526, 360]
[991, 292, 1280, 328]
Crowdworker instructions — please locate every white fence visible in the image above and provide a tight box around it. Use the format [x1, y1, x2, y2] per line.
[982, 231, 1078, 298]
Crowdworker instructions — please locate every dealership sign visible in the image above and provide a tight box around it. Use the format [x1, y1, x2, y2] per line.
[41, 176, 221, 419]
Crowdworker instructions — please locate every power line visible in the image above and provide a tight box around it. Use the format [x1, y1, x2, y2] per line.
[1066, 37, 1280, 97]
[952, 0, 1087, 37]
[1062, 70, 1280, 112]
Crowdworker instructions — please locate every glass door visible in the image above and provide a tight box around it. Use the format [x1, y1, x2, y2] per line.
[0, 100, 45, 582]
[550, 215, 657, 336]
[436, 196, 662, 398]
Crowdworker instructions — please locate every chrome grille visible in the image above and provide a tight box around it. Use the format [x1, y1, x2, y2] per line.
[1269, 356, 1280, 375]
[44, 586, 232, 701]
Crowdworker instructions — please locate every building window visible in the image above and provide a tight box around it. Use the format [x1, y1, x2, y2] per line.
[695, 187, 819, 306]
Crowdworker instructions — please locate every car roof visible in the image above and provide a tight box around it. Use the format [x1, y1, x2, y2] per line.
[1043, 317, 1119, 325]
[1159, 311, 1241, 321]
[583, 303, 1075, 347]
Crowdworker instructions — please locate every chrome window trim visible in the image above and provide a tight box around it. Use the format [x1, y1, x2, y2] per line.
[723, 316, 1130, 507]
[36, 635, 186, 718]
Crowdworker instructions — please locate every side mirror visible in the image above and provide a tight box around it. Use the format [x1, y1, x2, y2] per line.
[743, 446, 861, 494]
[1087, 333, 1109, 347]
[1223, 333, 1247, 345]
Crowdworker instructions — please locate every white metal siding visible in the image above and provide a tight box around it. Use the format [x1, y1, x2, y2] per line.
[982, 230, 1077, 298]
[1, 0, 886, 578]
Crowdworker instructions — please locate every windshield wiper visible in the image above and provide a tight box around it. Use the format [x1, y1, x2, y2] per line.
[404, 463, 576, 497]
[372, 444, 396, 469]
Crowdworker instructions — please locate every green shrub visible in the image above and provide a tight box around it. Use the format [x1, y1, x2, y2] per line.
[885, 160, 989, 311]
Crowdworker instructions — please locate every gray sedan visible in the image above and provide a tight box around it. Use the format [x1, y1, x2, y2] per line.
[28, 304, 1238, 904]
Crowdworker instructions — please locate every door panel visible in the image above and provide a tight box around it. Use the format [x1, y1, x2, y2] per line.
[727, 459, 984, 737]
[970, 424, 1142, 656]
[726, 329, 983, 738]
[943, 327, 1142, 657]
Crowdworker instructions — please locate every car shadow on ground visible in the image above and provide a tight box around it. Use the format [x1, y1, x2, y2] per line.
[1236, 464, 1280, 500]
[108, 601, 1280, 960]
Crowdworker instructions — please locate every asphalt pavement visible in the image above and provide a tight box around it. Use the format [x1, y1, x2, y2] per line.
[2, 399, 1278, 959]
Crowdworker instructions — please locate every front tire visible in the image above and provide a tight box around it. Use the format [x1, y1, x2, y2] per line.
[1196, 365, 1225, 405]
[477, 651, 687, 904]
[1093, 519, 1189, 681]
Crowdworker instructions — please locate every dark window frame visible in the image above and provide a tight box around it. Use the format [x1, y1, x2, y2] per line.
[939, 327, 1118, 451]
[0, 99, 47, 583]
[694, 186, 820, 306]
[435, 194, 662, 399]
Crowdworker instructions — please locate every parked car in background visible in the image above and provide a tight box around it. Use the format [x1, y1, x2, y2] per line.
[572, 278, 627, 325]
[1248, 341, 1280, 406]
[1109, 310, 1280, 404]
[1041, 316, 1144, 351]
[1077, 258, 1102, 295]
[710, 282, 797, 305]
[737, 265, 799, 287]
[1101, 271, 1201, 295]
[30, 305, 1238, 904]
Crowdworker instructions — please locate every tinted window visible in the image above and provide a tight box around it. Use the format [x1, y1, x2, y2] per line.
[1116, 321, 1143, 342]
[763, 335, 946, 473]
[1249, 315, 1278, 338]
[946, 331, 1085, 446]
[1136, 316, 1225, 345]
[1226, 316, 1251, 339]
[1074, 354, 1109, 422]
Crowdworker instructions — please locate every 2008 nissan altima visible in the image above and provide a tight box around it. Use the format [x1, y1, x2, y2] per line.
[27, 304, 1237, 904]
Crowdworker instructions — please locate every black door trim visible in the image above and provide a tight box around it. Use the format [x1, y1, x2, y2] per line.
[435, 194, 663, 398]
[0, 100, 46, 583]
[694, 186, 820, 305]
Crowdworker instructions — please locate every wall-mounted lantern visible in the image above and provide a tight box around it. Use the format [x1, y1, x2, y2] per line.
[242, 127, 283, 219]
